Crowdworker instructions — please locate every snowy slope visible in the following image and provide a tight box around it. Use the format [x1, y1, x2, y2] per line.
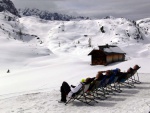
[137, 18, 150, 42]
[0, 12, 150, 113]
[0, 12, 52, 74]
[19, 16, 150, 58]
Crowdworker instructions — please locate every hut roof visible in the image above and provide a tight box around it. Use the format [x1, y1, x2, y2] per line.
[98, 45, 117, 48]
[104, 46, 125, 54]
[88, 45, 126, 55]
[88, 50, 102, 55]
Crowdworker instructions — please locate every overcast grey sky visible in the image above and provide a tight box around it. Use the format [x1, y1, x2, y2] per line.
[12, 0, 150, 20]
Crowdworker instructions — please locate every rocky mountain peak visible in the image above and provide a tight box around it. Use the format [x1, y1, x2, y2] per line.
[0, 0, 20, 17]
[19, 8, 89, 21]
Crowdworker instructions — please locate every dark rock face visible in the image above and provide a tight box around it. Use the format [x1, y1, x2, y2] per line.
[0, 0, 20, 17]
[19, 8, 89, 21]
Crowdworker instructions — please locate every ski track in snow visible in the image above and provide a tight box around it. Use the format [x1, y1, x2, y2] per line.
[0, 73, 150, 113]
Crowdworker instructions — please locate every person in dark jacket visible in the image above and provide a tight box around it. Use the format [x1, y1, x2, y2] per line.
[88, 71, 105, 91]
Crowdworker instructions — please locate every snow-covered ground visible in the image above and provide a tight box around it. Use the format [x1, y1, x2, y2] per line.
[0, 12, 150, 113]
[0, 73, 150, 113]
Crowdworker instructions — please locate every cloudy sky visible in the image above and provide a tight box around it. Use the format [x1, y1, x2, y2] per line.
[12, 0, 150, 20]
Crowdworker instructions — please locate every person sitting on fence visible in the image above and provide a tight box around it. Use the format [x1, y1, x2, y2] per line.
[59, 77, 93, 103]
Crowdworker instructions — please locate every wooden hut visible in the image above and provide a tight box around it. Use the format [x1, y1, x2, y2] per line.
[88, 44, 126, 66]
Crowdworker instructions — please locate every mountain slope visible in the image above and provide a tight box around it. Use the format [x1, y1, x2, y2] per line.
[18, 16, 150, 60]
[0, 12, 52, 73]
[137, 18, 150, 41]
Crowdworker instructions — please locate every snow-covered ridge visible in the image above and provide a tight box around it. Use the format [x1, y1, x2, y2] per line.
[19, 8, 89, 21]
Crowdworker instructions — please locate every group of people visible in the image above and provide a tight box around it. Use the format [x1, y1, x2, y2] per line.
[59, 64, 141, 103]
